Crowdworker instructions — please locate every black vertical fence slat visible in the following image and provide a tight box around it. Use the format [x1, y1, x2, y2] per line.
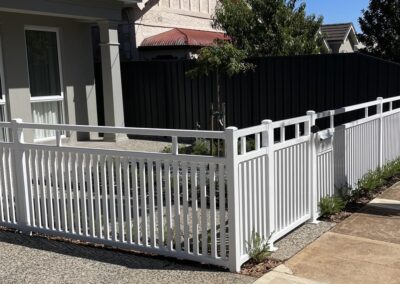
[95, 53, 400, 130]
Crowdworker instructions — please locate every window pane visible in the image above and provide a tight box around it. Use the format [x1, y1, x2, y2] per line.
[26, 30, 61, 97]
[32, 101, 61, 139]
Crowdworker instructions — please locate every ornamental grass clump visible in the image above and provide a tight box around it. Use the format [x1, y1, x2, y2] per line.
[246, 231, 271, 263]
[319, 196, 346, 218]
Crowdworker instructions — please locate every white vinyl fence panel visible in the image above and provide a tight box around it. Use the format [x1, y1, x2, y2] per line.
[1, 96, 400, 272]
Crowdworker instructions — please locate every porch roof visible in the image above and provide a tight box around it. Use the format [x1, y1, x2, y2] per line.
[140, 28, 229, 48]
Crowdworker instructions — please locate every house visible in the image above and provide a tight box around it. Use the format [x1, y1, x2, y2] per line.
[321, 23, 361, 53]
[0, 0, 140, 142]
[117, 0, 226, 60]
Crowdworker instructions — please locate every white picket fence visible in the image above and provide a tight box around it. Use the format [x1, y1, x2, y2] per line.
[0, 96, 400, 272]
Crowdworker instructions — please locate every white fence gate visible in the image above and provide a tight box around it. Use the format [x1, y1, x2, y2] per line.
[0, 96, 400, 272]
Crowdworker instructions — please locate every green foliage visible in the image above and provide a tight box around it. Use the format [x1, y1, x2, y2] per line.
[161, 139, 225, 156]
[359, 0, 400, 63]
[319, 196, 345, 218]
[380, 159, 400, 180]
[338, 159, 400, 203]
[192, 139, 211, 155]
[161, 144, 189, 154]
[357, 170, 385, 193]
[186, 40, 254, 78]
[246, 231, 271, 263]
[213, 0, 327, 57]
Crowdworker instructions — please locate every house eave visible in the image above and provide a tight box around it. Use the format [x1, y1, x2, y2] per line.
[0, 0, 142, 21]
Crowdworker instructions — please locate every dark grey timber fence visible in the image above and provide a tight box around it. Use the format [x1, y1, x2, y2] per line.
[95, 53, 400, 130]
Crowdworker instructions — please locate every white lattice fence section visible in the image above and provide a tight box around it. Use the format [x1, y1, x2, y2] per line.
[24, 147, 229, 263]
[344, 119, 380, 187]
[382, 110, 400, 163]
[316, 149, 334, 203]
[274, 142, 310, 239]
[1, 96, 400, 272]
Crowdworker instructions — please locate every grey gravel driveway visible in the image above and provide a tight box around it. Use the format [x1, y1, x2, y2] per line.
[0, 230, 254, 284]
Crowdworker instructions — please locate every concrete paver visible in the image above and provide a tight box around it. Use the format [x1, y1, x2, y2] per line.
[254, 266, 325, 284]
[280, 184, 400, 284]
[254, 271, 324, 284]
[0, 230, 254, 284]
[331, 206, 400, 244]
[286, 232, 400, 284]
[380, 183, 400, 201]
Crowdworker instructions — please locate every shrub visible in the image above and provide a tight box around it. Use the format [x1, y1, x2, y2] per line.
[380, 159, 400, 180]
[357, 170, 385, 193]
[161, 144, 188, 154]
[246, 231, 271, 263]
[319, 196, 346, 218]
[192, 139, 210, 155]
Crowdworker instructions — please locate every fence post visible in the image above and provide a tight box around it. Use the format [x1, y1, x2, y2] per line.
[377, 97, 383, 168]
[306, 111, 319, 223]
[11, 119, 31, 230]
[225, 126, 241, 272]
[262, 119, 277, 250]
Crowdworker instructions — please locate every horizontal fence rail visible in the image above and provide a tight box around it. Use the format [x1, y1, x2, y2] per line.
[1, 96, 400, 272]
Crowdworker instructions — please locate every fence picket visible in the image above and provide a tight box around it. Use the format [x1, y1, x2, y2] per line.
[86, 154, 95, 237]
[93, 155, 102, 238]
[147, 159, 156, 248]
[182, 162, 189, 253]
[200, 164, 207, 256]
[100, 156, 109, 239]
[155, 160, 163, 248]
[139, 159, 148, 246]
[165, 161, 172, 250]
[80, 154, 88, 236]
[172, 161, 180, 252]
[0, 147, 5, 222]
[209, 164, 217, 258]
[58, 152, 66, 232]
[116, 157, 124, 242]
[218, 163, 226, 259]
[122, 158, 131, 243]
[191, 164, 199, 255]
[131, 160, 140, 245]
[108, 156, 117, 241]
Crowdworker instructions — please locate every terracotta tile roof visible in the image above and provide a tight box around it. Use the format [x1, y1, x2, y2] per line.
[140, 28, 229, 47]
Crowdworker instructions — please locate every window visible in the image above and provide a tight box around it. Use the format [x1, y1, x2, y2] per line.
[25, 30, 61, 97]
[25, 27, 64, 141]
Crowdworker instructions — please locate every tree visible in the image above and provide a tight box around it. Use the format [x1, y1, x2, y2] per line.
[188, 0, 325, 131]
[213, 0, 327, 57]
[187, 41, 254, 130]
[358, 0, 400, 62]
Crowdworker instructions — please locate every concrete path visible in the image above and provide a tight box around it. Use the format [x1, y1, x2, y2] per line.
[268, 182, 400, 284]
[0, 230, 254, 284]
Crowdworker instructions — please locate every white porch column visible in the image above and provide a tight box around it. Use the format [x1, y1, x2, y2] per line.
[98, 21, 125, 141]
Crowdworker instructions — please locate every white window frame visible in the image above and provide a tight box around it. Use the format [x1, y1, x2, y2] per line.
[25, 26, 66, 142]
[0, 32, 6, 106]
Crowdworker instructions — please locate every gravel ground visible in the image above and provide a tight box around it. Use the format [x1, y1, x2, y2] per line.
[0, 230, 254, 284]
[270, 221, 336, 261]
[63, 138, 171, 153]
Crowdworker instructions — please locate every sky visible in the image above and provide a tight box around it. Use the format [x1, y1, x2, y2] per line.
[303, 0, 370, 32]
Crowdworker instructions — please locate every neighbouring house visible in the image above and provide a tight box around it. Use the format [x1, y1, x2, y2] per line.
[0, 0, 140, 142]
[321, 23, 362, 53]
[115, 0, 227, 60]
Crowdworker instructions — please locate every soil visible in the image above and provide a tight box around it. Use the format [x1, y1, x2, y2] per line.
[240, 258, 281, 278]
